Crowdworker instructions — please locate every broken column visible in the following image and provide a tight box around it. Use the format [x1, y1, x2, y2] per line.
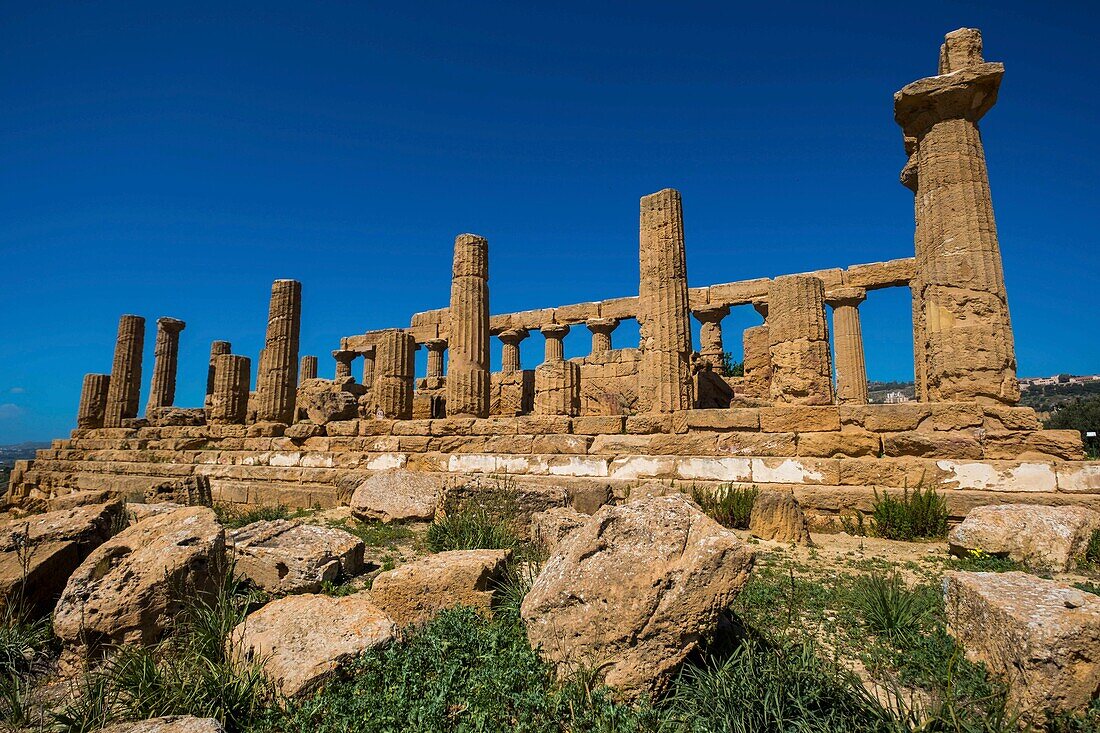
[895, 28, 1018, 404]
[205, 341, 231, 407]
[768, 275, 834, 405]
[446, 234, 491, 418]
[332, 350, 356, 380]
[828, 288, 869, 404]
[371, 330, 415, 419]
[585, 318, 619, 355]
[499, 329, 528, 373]
[209, 354, 251, 424]
[103, 314, 146, 427]
[299, 355, 318, 381]
[145, 317, 186, 417]
[693, 305, 730, 368]
[742, 325, 772, 398]
[638, 188, 693, 413]
[77, 374, 111, 429]
[254, 279, 302, 424]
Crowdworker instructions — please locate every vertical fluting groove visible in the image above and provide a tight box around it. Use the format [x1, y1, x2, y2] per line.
[446, 234, 490, 417]
[299, 355, 318, 381]
[77, 374, 111, 429]
[499, 330, 527, 373]
[206, 341, 231, 406]
[830, 292, 869, 404]
[361, 349, 376, 386]
[146, 317, 186, 416]
[103, 315, 145, 427]
[254, 280, 302, 423]
[638, 188, 693, 413]
[209, 354, 251, 424]
[742, 325, 772, 398]
[768, 276, 834, 405]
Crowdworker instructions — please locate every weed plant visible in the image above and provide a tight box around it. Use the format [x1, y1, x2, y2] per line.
[690, 484, 757, 530]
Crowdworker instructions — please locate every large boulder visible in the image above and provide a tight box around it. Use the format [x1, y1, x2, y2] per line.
[521, 494, 755, 697]
[948, 504, 1100, 571]
[99, 716, 225, 733]
[53, 506, 225, 665]
[346, 470, 442, 523]
[229, 592, 395, 697]
[529, 507, 587, 552]
[370, 549, 510, 627]
[295, 378, 363, 425]
[229, 519, 364, 594]
[944, 571, 1100, 720]
[46, 489, 117, 512]
[0, 501, 123, 616]
[748, 489, 812, 545]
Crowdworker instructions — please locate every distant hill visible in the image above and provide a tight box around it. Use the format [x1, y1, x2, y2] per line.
[867, 381, 916, 404]
[0, 441, 50, 467]
[1019, 379, 1100, 416]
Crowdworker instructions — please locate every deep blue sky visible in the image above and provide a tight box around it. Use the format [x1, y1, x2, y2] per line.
[1, 2, 1097, 443]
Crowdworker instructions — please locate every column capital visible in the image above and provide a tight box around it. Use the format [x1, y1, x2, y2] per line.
[331, 349, 356, 363]
[826, 287, 867, 307]
[691, 305, 730, 324]
[156, 317, 186, 333]
[423, 338, 448, 352]
[540, 324, 570, 339]
[894, 61, 1002, 139]
[752, 299, 769, 319]
[585, 318, 620, 334]
[357, 345, 376, 358]
[498, 328, 530, 345]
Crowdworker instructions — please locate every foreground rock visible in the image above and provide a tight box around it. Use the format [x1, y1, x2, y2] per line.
[99, 716, 225, 733]
[948, 504, 1100, 571]
[229, 519, 364, 594]
[230, 592, 395, 696]
[529, 507, 587, 552]
[748, 489, 812, 544]
[46, 489, 117, 512]
[371, 549, 510, 627]
[0, 501, 123, 616]
[127, 502, 185, 523]
[347, 470, 441, 523]
[944, 571, 1100, 720]
[521, 494, 755, 697]
[53, 507, 225, 665]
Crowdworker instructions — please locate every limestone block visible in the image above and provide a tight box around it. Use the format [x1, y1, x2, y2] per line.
[295, 378, 362, 425]
[530, 507, 587, 552]
[982, 405, 1042, 432]
[229, 519, 364, 594]
[750, 458, 839, 485]
[1057, 462, 1100, 493]
[759, 406, 841, 433]
[839, 404, 931, 432]
[948, 504, 1100, 572]
[685, 409, 760, 431]
[346, 470, 442, 523]
[716, 432, 797, 457]
[922, 402, 984, 431]
[531, 434, 591, 455]
[371, 549, 510, 627]
[935, 460, 1057, 493]
[648, 433, 718, 456]
[98, 717, 226, 733]
[796, 430, 881, 458]
[882, 431, 983, 459]
[514, 415, 572, 435]
[589, 434, 654, 455]
[674, 457, 752, 482]
[535, 361, 580, 417]
[836, 457, 941, 489]
[748, 489, 811, 544]
[572, 416, 626, 435]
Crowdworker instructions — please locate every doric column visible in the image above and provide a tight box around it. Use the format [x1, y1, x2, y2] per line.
[299, 355, 318, 381]
[446, 233, 491, 418]
[895, 28, 1017, 404]
[254, 279, 302, 423]
[103, 314, 145, 427]
[768, 275, 834, 405]
[360, 346, 376, 386]
[540, 324, 569, 363]
[828, 287, 869, 404]
[209, 354, 251, 424]
[205, 341, 231, 407]
[145, 317, 186, 416]
[498, 329, 528, 373]
[693, 305, 730, 367]
[742, 325, 772, 398]
[332, 349, 356, 380]
[372, 330, 415, 419]
[424, 339, 447, 379]
[585, 318, 619, 355]
[638, 188, 693, 413]
[77, 374, 111, 429]
[535, 361, 580, 416]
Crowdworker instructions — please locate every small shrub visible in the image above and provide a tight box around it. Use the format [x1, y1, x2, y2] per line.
[0, 610, 54, 681]
[691, 484, 757, 530]
[213, 503, 292, 529]
[426, 509, 520, 553]
[848, 573, 934, 644]
[334, 518, 414, 548]
[871, 486, 948, 541]
[840, 510, 871, 537]
[1083, 529, 1100, 569]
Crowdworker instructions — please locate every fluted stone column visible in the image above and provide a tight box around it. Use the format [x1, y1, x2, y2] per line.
[205, 341, 231, 407]
[499, 329, 528, 373]
[360, 347, 376, 387]
[895, 28, 1017, 404]
[828, 288, 869, 405]
[638, 188, 693, 413]
[372, 330, 415, 419]
[693, 305, 730, 367]
[742, 325, 772, 398]
[446, 233, 490, 418]
[145, 317, 186, 416]
[424, 339, 447, 379]
[541, 324, 569, 363]
[209, 354, 251, 424]
[332, 350, 356, 381]
[254, 280, 302, 423]
[535, 360, 580, 416]
[586, 318, 619, 355]
[768, 275, 834, 405]
[77, 374, 111, 429]
[103, 315, 145, 427]
[299, 355, 318, 381]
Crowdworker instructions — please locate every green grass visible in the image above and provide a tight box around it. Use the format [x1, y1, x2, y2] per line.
[426, 509, 521, 553]
[848, 573, 935, 645]
[332, 518, 415, 548]
[949, 549, 1023, 573]
[690, 484, 757, 530]
[842, 488, 948, 541]
[1083, 529, 1100, 569]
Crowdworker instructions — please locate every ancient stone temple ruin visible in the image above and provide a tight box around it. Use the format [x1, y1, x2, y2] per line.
[6, 28, 1098, 521]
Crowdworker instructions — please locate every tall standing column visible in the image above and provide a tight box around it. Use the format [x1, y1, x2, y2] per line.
[254, 279, 302, 423]
[693, 306, 730, 368]
[638, 188, 693, 413]
[424, 339, 447, 379]
[299, 355, 318, 381]
[145, 317, 186, 416]
[742, 325, 772, 398]
[828, 288, 869, 404]
[332, 350, 356, 380]
[585, 318, 619, 355]
[768, 275, 834, 405]
[498, 329, 528, 373]
[209, 354, 251, 424]
[895, 28, 1017, 404]
[206, 341, 231, 407]
[77, 374, 111, 429]
[371, 330, 415, 419]
[540, 324, 569, 363]
[103, 315, 145, 427]
[446, 234, 490, 417]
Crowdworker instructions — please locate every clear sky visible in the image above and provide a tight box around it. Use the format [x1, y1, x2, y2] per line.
[1, 1, 1097, 443]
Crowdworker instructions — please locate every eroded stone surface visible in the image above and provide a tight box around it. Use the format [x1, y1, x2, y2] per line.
[346, 469, 442, 523]
[948, 504, 1100, 571]
[370, 549, 510, 627]
[748, 489, 811, 545]
[99, 716, 226, 733]
[229, 519, 364, 594]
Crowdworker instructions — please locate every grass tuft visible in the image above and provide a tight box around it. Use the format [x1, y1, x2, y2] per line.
[426, 509, 520, 553]
[848, 573, 934, 644]
[691, 484, 757, 530]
